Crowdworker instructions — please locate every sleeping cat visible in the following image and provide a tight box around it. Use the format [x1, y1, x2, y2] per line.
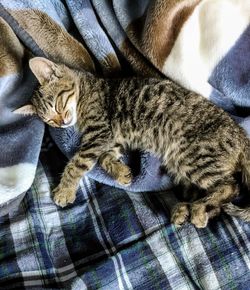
[15, 57, 250, 228]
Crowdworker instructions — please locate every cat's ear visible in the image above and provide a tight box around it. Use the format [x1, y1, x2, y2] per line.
[29, 57, 57, 85]
[13, 104, 37, 115]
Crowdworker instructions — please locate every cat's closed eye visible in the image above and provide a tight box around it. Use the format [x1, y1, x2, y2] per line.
[63, 92, 74, 108]
[55, 99, 63, 113]
[47, 119, 57, 126]
[65, 110, 71, 119]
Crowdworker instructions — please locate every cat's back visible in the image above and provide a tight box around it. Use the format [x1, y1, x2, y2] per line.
[106, 77, 163, 117]
[110, 77, 188, 114]
[113, 77, 162, 99]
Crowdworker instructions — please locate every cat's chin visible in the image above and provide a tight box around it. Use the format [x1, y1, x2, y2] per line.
[60, 123, 75, 128]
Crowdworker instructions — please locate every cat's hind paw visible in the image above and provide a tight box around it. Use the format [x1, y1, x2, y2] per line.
[171, 202, 190, 227]
[53, 186, 76, 208]
[191, 203, 208, 228]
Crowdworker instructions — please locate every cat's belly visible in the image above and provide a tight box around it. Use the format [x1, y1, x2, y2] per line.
[114, 126, 180, 170]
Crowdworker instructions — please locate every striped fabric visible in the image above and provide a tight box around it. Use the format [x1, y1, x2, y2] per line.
[0, 133, 249, 289]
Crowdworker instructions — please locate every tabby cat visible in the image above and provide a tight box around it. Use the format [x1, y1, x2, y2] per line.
[15, 57, 250, 228]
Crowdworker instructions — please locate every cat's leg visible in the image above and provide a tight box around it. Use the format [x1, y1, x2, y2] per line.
[171, 182, 224, 227]
[53, 140, 109, 207]
[190, 181, 239, 228]
[171, 180, 200, 226]
[179, 183, 205, 202]
[99, 144, 132, 186]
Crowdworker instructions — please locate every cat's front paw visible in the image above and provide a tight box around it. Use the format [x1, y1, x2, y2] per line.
[171, 202, 190, 226]
[115, 164, 132, 186]
[53, 186, 76, 208]
[191, 203, 208, 228]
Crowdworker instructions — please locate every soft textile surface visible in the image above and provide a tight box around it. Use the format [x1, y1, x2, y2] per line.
[0, 0, 250, 210]
[0, 0, 249, 288]
[0, 135, 249, 289]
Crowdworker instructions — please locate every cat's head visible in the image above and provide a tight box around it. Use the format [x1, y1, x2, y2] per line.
[14, 57, 80, 128]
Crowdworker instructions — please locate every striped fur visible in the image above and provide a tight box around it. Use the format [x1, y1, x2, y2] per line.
[24, 57, 250, 228]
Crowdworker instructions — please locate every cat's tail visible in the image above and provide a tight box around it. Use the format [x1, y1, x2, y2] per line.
[241, 147, 250, 189]
[223, 203, 250, 222]
[222, 148, 250, 222]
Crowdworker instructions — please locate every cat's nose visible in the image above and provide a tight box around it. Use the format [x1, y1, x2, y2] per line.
[62, 118, 72, 126]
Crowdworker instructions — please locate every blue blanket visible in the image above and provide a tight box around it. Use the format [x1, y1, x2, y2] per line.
[0, 0, 250, 288]
[0, 0, 250, 210]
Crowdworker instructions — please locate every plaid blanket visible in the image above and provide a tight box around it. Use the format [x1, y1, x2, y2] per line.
[0, 0, 250, 289]
[0, 0, 250, 210]
[0, 134, 250, 289]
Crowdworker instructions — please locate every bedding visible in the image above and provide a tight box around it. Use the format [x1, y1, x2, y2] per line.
[0, 0, 249, 288]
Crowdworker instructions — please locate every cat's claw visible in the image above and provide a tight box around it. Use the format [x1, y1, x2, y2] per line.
[171, 202, 190, 226]
[53, 186, 76, 208]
